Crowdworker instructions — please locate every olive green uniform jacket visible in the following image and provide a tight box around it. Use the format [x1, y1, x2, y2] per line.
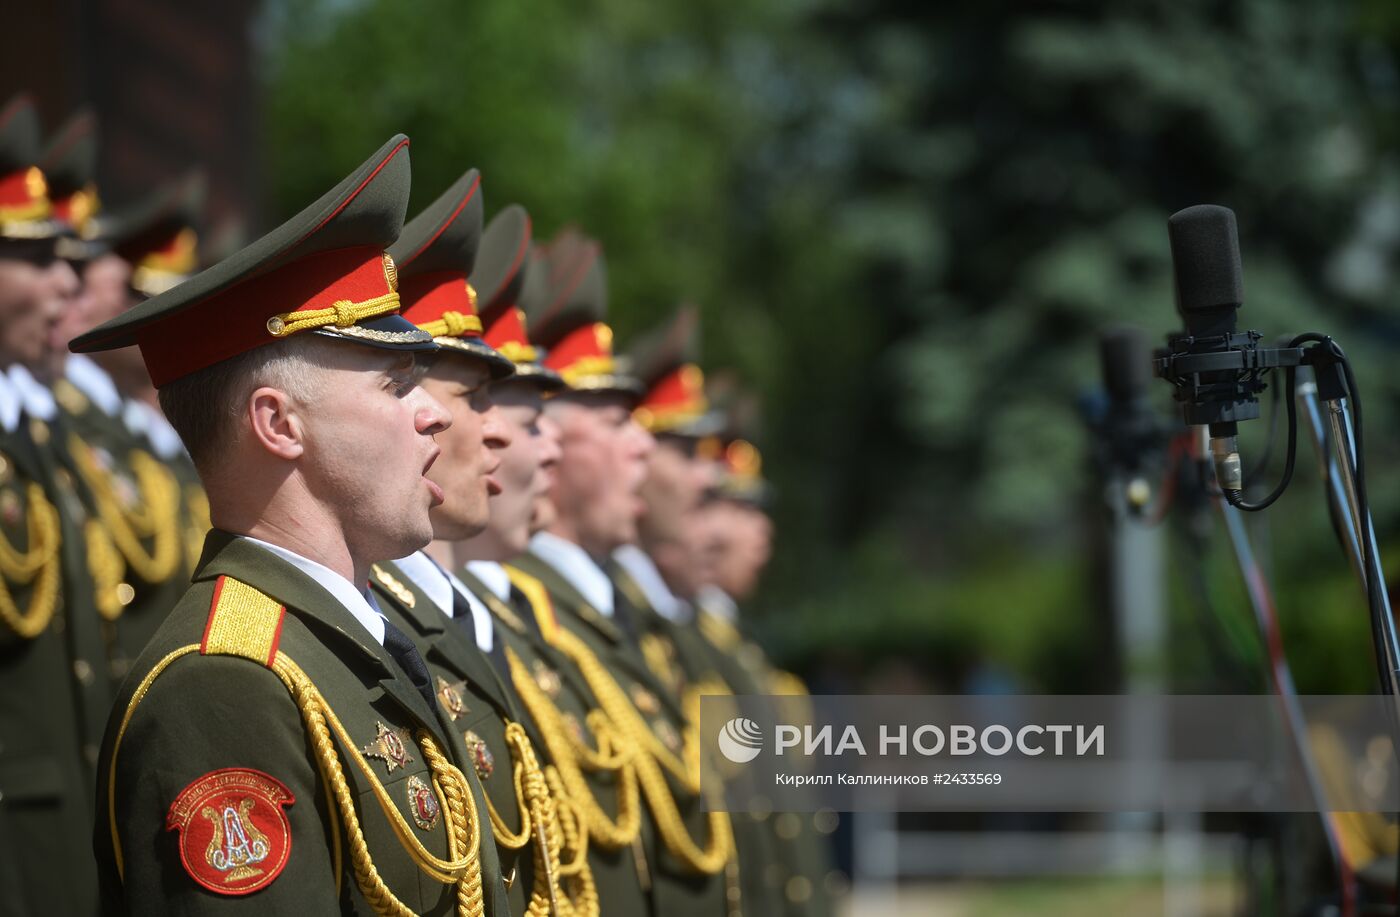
[54, 377, 195, 685]
[612, 560, 837, 917]
[368, 559, 534, 915]
[0, 415, 100, 916]
[459, 564, 655, 917]
[95, 532, 510, 915]
[510, 550, 729, 917]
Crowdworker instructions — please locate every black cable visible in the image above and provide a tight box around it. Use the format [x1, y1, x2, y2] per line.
[1223, 363, 1299, 512]
[1242, 365, 1283, 488]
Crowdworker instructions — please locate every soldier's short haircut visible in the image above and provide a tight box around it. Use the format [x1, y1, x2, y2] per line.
[158, 336, 333, 473]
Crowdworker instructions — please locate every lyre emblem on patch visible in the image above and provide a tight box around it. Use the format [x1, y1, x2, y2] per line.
[436, 676, 468, 721]
[372, 565, 416, 608]
[363, 721, 414, 772]
[406, 775, 440, 830]
[166, 768, 294, 896]
[533, 659, 561, 698]
[463, 729, 495, 780]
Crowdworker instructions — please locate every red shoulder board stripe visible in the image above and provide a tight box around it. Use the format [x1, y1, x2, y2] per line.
[166, 768, 295, 896]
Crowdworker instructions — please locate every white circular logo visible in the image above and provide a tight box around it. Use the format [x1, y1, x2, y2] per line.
[717, 717, 763, 764]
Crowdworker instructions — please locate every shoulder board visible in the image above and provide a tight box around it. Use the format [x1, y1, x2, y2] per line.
[200, 574, 286, 667]
[697, 610, 742, 652]
[504, 564, 560, 643]
[52, 378, 89, 416]
[370, 563, 416, 608]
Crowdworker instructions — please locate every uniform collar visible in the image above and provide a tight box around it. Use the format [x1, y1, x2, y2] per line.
[528, 530, 614, 617]
[241, 534, 387, 645]
[64, 353, 123, 417]
[393, 550, 494, 652]
[0, 368, 21, 433]
[6, 364, 55, 421]
[466, 559, 511, 602]
[612, 543, 689, 623]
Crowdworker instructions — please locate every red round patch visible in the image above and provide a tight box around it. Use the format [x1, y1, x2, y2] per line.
[165, 768, 295, 896]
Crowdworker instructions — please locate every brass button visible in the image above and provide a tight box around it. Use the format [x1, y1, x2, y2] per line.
[775, 812, 801, 840]
[116, 583, 136, 606]
[785, 876, 812, 904]
[73, 659, 94, 685]
[266, 316, 286, 336]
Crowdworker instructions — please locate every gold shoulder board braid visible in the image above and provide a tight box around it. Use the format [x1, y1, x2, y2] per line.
[105, 575, 487, 917]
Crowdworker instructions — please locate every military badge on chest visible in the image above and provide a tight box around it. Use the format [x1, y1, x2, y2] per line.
[462, 729, 495, 780]
[436, 676, 468, 721]
[406, 775, 441, 830]
[165, 768, 295, 896]
[363, 721, 414, 772]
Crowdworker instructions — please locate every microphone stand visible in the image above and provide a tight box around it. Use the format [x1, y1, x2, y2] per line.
[1207, 423, 1356, 917]
[1296, 366, 1400, 912]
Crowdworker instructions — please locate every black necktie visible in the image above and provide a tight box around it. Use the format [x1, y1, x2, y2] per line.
[447, 589, 510, 680]
[382, 617, 438, 711]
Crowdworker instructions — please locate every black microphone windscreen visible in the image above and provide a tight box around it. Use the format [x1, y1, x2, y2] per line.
[1168, 205, 1243, 319]
[1100, 326, 1151, 404]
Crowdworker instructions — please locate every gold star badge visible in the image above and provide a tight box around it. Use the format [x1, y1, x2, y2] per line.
[436, 677, 468, 721]
[362, 721, 413, 772]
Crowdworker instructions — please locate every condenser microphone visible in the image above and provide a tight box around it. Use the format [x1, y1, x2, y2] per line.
[1164, 204, 1254, 492]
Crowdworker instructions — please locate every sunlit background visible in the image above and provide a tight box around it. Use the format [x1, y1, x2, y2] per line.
[14, 0, 1400, 912]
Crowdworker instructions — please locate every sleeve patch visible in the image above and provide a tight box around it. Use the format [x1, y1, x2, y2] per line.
[166, 767, 295, 896]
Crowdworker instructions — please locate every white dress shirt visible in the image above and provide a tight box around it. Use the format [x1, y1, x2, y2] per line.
[466, 560, 512, 602]
[242, 535, 387, 645]
[64, 353, 123, 417]
[612, 543, 690, 623]
[122, 399, 187, 460]
[528, 531, 614, 617]
[7, 364, 56, 422]
[393, 550, 494, 653]
[697, 584, 739, 623]
[0, 368, 22, 433]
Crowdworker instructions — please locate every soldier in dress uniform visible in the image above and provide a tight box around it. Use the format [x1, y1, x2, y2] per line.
[616, 310, 847, 917]
[0, 93, 102, 917]
[505, 229, 736, 916]
[365, 169, 598, 915]
[43, 113, 206, 684]
[75, 135, 511, 915]
[454, 204, 658, 917]
[692, 388, 846, 914]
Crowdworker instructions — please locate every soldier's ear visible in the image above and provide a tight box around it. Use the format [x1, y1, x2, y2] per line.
[246, 386, 306, 461]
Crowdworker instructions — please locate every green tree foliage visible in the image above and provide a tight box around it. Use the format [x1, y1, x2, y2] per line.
[262, 0, 1400, 690]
